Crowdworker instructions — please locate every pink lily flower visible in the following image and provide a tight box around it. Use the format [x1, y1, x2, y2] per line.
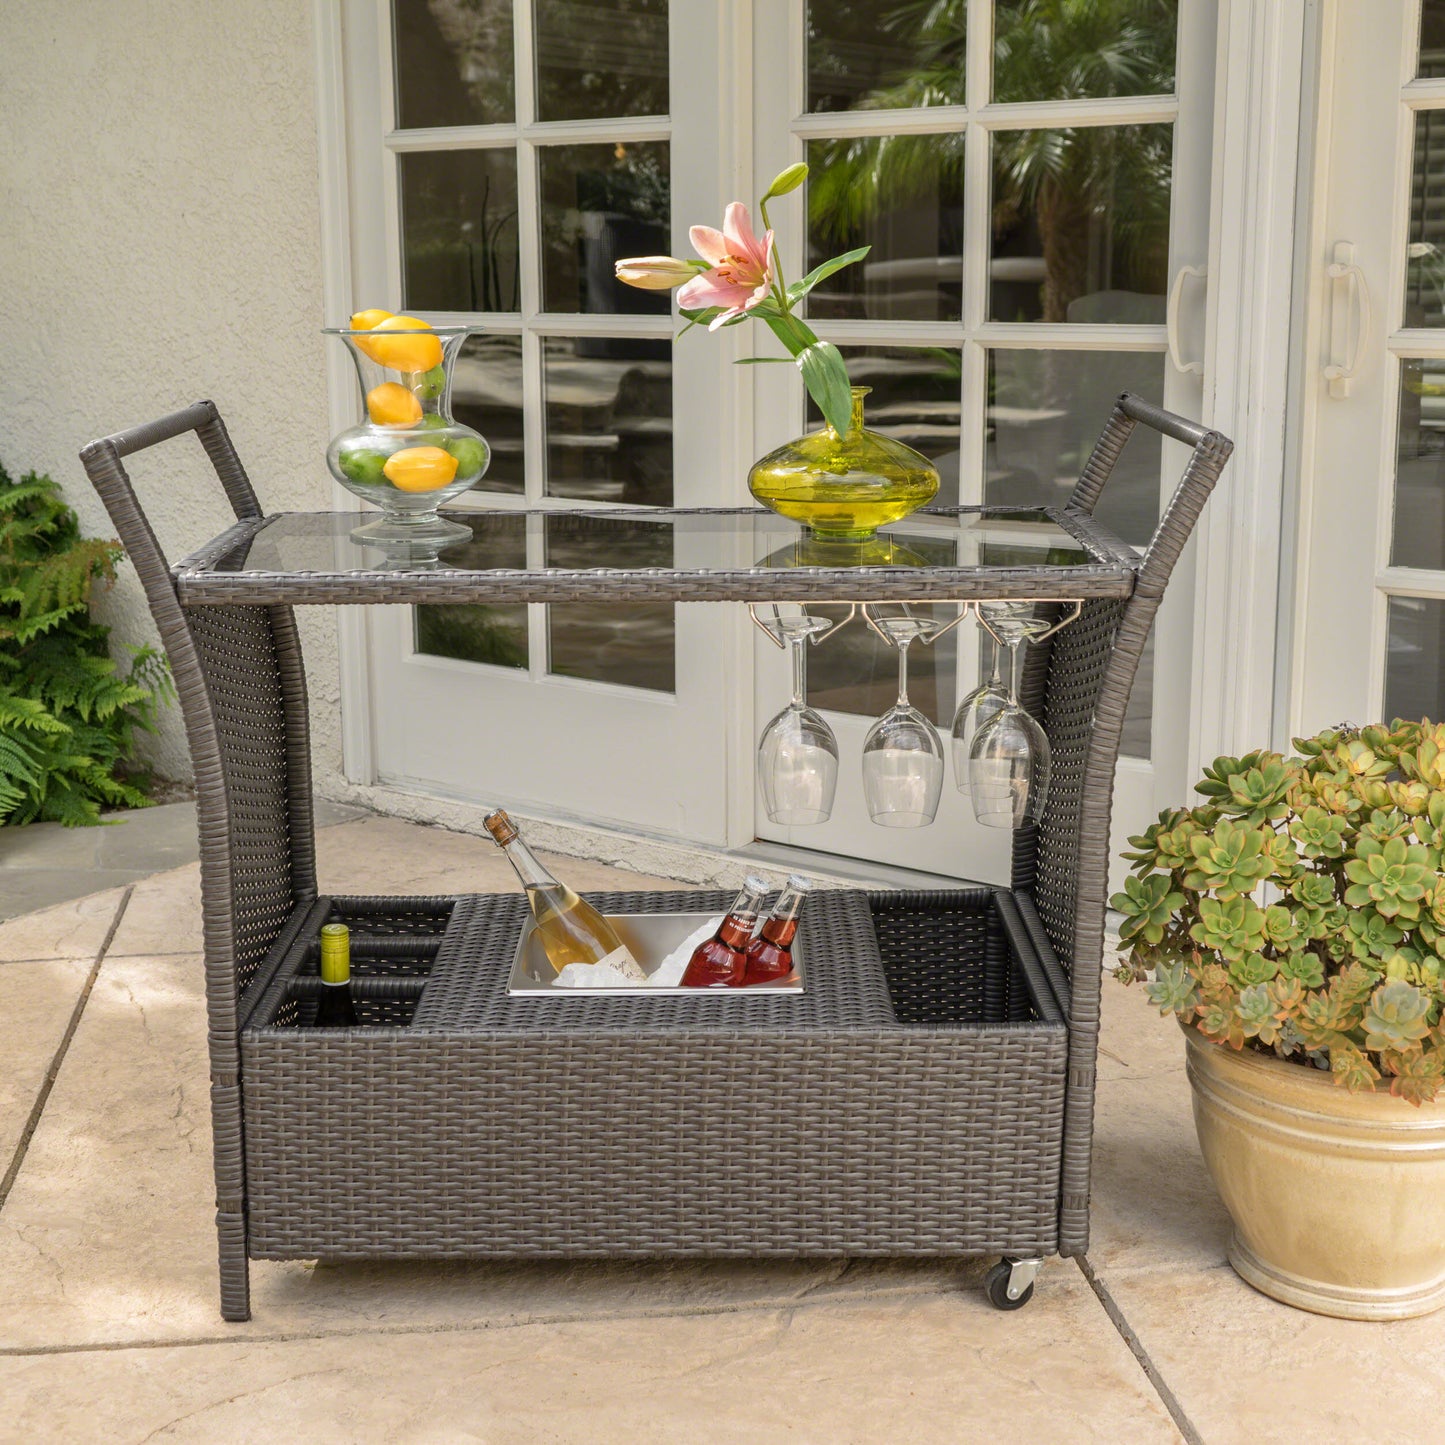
[677, 202, 775, 330]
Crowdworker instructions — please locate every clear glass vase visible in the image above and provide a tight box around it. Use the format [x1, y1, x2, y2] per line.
[323, 323, 490, 546]
[747, 386, 940, 540]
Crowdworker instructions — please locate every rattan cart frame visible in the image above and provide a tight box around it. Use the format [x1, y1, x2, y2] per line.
[81, 393, 1230, 1322]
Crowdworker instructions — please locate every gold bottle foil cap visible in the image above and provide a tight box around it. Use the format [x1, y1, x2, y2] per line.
[483, 809, 518, 845]
[318, 922, 350, 985]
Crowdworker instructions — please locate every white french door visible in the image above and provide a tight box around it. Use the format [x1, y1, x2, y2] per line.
[749, 0, 1218, 881]
[1294, 0, 1445, 735]
[336, 0, 745, 845]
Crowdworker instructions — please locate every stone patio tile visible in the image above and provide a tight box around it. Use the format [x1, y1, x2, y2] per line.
[0, 958, 91, 1172]
[1101, 1261, 1445, 1444]
[0, 1285, 1180, 1445]
[0, 886, 127, 963]
[106, 865, 204, 957]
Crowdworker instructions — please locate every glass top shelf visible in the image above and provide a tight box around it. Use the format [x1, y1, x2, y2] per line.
[173, 506, 1139, 607]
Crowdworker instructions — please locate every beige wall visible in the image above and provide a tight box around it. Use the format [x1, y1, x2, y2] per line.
[0, 0, 343, 790]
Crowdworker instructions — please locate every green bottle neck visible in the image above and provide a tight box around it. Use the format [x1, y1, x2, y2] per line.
[825, 386, 871, 443]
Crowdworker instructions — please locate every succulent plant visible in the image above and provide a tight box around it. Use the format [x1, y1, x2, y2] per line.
[1114, 721, 1445, 1104]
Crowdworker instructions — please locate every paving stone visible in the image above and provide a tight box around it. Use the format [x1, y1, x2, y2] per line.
[0, 958, 91, 1173]
[0, 887, 127, 963]
[0, 1285, 1180, 1445]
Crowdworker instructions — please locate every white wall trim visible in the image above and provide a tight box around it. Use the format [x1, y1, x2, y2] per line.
[1192, 0, 1311, 771]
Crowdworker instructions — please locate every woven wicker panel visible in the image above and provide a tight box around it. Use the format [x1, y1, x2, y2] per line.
[187, 606, 298, 996]
[242, 1025, 1067, 1259]
[411, 889, 897, 1031]
[1026, 597, 1127, 969]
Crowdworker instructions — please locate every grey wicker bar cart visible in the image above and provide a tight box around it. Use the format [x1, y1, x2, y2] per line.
[80, 393, 1230, 1322]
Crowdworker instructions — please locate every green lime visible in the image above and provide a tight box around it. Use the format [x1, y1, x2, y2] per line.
[414, 413, 449, 431]
[413, 365, 447, 399]
[446, 436, 489, 480]
[337, 447, 388, 486]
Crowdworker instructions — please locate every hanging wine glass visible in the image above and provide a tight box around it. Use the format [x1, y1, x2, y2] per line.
[968, 603, 1053, 829]
[757, 613, 839, 825]
[950, 621, 1009, 793]
[862, 612, 945, 827]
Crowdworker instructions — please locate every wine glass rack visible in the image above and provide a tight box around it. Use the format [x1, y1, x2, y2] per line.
[81, 392, 1232, 1322]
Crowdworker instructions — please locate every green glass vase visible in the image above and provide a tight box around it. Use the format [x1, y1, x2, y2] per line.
[748, 386, 940, 540]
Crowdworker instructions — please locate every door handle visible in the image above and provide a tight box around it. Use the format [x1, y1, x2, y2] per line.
[1166, 264, 1207, 375]
[1324, 241, 1373, 398]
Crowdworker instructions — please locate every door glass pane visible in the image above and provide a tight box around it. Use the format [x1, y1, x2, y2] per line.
[993, 1, 1177, 103]
[535, 0, 668, 121]
[546, 516, 675, 692]
[543, 338, 672, 505]
[413, 516, 528, 667]
[393, 0, 515, 129]
[806, 135, 965, 321]
[1385, 597, 1445, 722]
[805, 0, 964, 113]
[400, 150, 521, 313]
[454, 334, 524, 495]
[1405, 112, 1445, 327]
[1421, 1, 1445, 78]
[1394, 361, 1445, 569]
[538, 142, 670, 314]
[806, 346, 962, 504]
[989, 125, 1172, 323]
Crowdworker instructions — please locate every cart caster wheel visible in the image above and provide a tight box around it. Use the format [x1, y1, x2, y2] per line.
[985, 1257, 1040, 1310]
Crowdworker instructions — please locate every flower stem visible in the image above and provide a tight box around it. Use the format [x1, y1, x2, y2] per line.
[758, 195, 791, 314]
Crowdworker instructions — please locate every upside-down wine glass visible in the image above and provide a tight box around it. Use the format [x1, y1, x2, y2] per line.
[758, 614, 839, 825]
[950, 622, 1009, 792]
[968, 603, 1053, 829]
[862, 614, 945, 827]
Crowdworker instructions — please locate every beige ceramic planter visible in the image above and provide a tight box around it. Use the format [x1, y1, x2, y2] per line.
[1184, 1024, 1445, 1319]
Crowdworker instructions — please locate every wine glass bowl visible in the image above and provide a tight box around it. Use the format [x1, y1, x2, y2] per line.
[861, 613, 945, 828]
[757, 613, 839, 826]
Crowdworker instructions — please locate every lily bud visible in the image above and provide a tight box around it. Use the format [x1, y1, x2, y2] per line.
[614, 255, 698, 290]
[761, 162, 809, 202]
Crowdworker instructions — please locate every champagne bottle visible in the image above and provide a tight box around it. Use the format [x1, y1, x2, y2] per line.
[314, 922, 359, 1027]
[680, 875, 771, 988]
[484, 809, 645, 980]
[743, 874, 811, 985]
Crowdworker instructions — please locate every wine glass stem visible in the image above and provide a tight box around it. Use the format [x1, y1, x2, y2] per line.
[896, 638, 912, 707]
[1005, 637, 1024, 706]
[986, 632, 1003, 688]
[789, 635, 808, 708]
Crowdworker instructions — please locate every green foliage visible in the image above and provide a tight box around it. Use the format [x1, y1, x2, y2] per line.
[1113, 722, 1445, 1105]
[0, 462, 171, 826]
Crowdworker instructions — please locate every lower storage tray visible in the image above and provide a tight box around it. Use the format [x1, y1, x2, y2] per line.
[240, 887, 1069, 1261]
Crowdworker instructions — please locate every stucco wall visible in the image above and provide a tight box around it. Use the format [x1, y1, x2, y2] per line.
[0, 0, 342, 791]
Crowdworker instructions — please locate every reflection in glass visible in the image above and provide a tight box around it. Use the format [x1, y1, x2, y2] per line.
[805, 0, 962, 113]
[400, 150, 520, 313]
[986, 349, 1165, 545]
[543, 338, 672, 505]
[546, 516, 675, 692]
[1422, 0, 1445, 78]
[806, 135, 964, 321]
[453, 334, 524, 494]
[807, 346, 962, 504]
[1393, 362, 1445, 569]
[1405, 114, 1445, 327]
[1386, 596, 1445, 723]
[539, 142, 670, 314]
[393, 0, 515, 129]
[990, 125, 1172, 323]
[993, 1, 1176, 103]
[413, 515, 527, 668]
[986, 349, 1165, 758]
[535, 0, 668, 121]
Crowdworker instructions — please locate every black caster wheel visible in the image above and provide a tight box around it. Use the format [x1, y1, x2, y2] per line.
[985, 1260, 1035, 1311]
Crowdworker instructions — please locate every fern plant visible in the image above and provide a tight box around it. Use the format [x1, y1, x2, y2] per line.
[0, 462, 172, 826]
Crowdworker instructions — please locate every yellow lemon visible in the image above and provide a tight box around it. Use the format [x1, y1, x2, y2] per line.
[382, 445, 459, 493]
[368, 315, 443, 373]
[366, 382, 423, 427]
[349, 308, 393, 331]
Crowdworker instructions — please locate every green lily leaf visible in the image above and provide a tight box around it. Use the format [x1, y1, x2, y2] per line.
[796, 340, 854, 438]
[786, 246, 871, 307]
